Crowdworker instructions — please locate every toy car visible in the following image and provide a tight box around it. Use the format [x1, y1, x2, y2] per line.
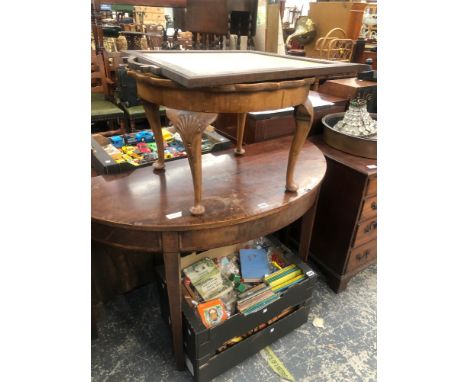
[162, 128, 174, 142]
[123, 135, 138, 146]
[110, 135, 124, 148]
[121, 145, 134, 154]
[135, 130, 155, 142]
[137, 142, 151, 153]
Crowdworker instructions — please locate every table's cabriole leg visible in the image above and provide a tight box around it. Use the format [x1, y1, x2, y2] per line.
[286, 97, 314, 192]
[234, 112, 247, 155]
[142, 100, 165, 170]
[166, 108, 217, 216]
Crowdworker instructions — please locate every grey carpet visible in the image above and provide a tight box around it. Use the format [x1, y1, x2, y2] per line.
[92, 264, 377, 382]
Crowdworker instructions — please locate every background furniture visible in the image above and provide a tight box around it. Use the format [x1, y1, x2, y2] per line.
[92, 136, 326, 369]
[304, 1, 368, 59]
[319, 77, 377, 113]
[308, 136, 377, 292]
[215, 90, 348, 143]
[314, 27, 353, 62]
[215, 108, 296, 144]
[91, 53, 125, 136]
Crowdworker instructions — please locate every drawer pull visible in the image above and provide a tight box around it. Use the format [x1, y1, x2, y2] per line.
[364, 221, 377, 233]
[356, 250, 370, 261]
[371, 202, 377, 210]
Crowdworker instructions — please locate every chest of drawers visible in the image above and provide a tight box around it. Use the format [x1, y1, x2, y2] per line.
[308, 136, 377, 292]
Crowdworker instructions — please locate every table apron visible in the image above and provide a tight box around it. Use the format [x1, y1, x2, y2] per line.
[91, 188, 319, 253]
[136, 81, 311, 113]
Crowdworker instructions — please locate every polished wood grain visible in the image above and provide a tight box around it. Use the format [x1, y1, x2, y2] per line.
[142, 100, 165, 170]
[286, 98, 314, 192]
[92, 137, 326, 368]
[164, 109, 218, 215]
[308, 136, 377, 292]
[366, 176, 377, 196]
[235, 113, 247, 155]
[352, 217, 377, 248]
[346, 240, 377, 273]
[360, 195, 377, 221]
[92, 137, 325, 232]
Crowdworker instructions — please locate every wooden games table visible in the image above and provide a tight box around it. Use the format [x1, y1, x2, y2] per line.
[92, 137, 326, 370]
[126, 51, 365, 215]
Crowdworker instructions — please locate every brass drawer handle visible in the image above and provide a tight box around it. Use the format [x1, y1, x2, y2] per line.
[364, 221, 377, 233]
[371, 201, 377, 210]
[356, 250, 370, 261]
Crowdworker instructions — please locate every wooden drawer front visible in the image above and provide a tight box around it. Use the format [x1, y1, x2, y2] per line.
[366, 176, 377, 196]
[360, 196, 377, 221]
[352, 218, 377, 248]
[346, 240, 377, 273]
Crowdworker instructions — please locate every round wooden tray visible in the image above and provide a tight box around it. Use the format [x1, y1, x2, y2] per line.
[322, 112, 377, 159]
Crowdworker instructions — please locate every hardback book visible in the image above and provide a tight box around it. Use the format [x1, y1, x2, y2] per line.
[183, 258, 233, 301]
[239, 248, 271, 282]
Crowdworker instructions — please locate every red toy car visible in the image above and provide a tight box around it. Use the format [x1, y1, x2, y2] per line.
[137, 142, 151, 153]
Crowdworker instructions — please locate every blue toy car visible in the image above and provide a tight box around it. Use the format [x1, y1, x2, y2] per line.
[135, 130, 155, 143]
[110, 135, 124, 148]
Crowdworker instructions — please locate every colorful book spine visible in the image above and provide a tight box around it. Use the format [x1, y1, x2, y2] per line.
[241, 295, 280, 315]
[267, 269, 302, 288]
[271, 274, 306, 292]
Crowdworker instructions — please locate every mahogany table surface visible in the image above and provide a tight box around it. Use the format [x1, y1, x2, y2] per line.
[92, 136, 326, 235]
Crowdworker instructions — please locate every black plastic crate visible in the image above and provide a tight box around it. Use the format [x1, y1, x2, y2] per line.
[185, 299, 312, 382]
[155, 248, 317, 380]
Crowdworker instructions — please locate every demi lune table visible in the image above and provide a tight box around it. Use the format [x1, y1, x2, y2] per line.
[92, 137, 326, 370]
[125, 51, 365, 215]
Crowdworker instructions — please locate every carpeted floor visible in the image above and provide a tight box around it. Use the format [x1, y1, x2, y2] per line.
[92, 264, 377, 382]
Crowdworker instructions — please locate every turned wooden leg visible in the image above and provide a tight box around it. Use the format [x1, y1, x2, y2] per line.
[142, 100, 165, 170]
[234, 113, 247, 155]
[286, 97, 314, 192]
[165, 108, 217, 216]
[119, 118, 125, 134]
[130, 119, 136, 133]
[162, 232, 184, 370]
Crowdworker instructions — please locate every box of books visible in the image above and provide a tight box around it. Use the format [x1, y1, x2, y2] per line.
[156, 235, 317, 381]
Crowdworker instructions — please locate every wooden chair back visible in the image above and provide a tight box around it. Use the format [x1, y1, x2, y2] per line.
[91, 53, 109, 96]
[102, 50, 123, 84]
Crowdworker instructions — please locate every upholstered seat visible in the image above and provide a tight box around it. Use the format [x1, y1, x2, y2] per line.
[120, 104, 166, 130]
[91, 98, 125, 121]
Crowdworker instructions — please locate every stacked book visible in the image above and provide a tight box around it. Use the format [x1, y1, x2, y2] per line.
[183, 258, 234, 302]
[236, 283, 279, 315]
[265, 264, 305, 293]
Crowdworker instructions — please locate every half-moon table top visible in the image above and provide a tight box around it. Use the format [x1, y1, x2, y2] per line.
[91, 136, 326, 232]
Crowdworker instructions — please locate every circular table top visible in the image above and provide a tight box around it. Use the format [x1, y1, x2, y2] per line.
[91, 137, 326, 232]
